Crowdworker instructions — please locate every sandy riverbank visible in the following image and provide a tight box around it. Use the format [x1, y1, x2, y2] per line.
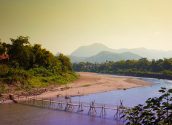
[35, 72, 152, 99]
[1, 72, 152, 103]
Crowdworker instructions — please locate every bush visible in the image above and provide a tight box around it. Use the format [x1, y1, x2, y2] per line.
[123, 87, 172, 125]
[162, 70, 172, 76]
[29, 67, 53, 77]
[0, 65, 9, 77]
[0, 84, 7, 94]
[5, 68, 31, 84]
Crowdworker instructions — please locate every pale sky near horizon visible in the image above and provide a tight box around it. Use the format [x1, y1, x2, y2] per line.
[0, 0, 172, 54]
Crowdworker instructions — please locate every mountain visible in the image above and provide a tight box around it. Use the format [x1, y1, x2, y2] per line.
[84, 51, 141, 63]
[70, 43, 172, 60]
[116, 48, 172, 59]
[70, 51, 141, 63]
[71, 43, 114, 57]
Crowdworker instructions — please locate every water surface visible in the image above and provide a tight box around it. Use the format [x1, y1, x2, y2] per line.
[0, 76, 172, 125]
[72, 78, 172, 107]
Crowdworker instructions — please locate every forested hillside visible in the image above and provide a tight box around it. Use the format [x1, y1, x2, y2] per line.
[73, 58, 172, 79]
[0, 36, 77, 95]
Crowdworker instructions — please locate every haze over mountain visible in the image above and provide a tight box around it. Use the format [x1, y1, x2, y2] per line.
[71, 43, 114, 57]
[71, 43, 172, 62]
[86, 51, 141, 63]
[70, 51, 141, 63]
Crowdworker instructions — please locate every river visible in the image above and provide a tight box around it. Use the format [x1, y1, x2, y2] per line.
[0, 76, 172, 125]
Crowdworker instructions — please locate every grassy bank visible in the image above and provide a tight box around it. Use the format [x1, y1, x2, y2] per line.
[0, 66, 78, 96]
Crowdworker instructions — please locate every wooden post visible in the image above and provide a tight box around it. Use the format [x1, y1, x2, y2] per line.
[33, 98, 35, 105]
[77, 102, 83, 112]
[58, 101, 63, 110]
[88, 101, 97, 116]
[41, 99, 43, 107]
[114, 100, 124, 120]
[119, 100, 125, 120]
[65, 102, 69, 111]
[49, 99, 52, 109]
[25, 95, 27, 104]
[100, 105, 106, 118]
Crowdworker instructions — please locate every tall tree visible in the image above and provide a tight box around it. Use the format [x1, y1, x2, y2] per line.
[58, 54, 72, 72]
[8, 36, 31, 68]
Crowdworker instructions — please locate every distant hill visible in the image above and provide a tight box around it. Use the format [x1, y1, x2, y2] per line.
[116, 48, 172, 59]
[70, 51, 141, 63]
[71, 43, 114, 57]
[70, 43, 172, 60]
[84, 51, 141, 63]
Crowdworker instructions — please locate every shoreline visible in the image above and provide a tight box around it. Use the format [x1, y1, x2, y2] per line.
[25, 72, 152, 99]
[1, 72, 152, 104]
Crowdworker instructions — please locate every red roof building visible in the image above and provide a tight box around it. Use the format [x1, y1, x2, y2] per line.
[0, 54, 9, 60]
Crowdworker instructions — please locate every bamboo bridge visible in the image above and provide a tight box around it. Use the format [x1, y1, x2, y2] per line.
[14, 95, 127, 121]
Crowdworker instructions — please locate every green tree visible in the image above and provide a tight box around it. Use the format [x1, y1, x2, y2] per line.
[0, 41, 9, 54]
[137, 58, 150, 71]
[58, 54, 72, 72]
[163, 59, 172, 70]
[8, 36, 32, 68]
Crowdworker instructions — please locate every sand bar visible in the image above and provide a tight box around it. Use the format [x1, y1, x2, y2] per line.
[36, 72, 151, 99]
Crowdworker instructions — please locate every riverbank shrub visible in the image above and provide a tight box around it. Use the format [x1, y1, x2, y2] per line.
[123, 87, 172, 125]
[0, 65, 9, 77]
[29, 67, 54, 77]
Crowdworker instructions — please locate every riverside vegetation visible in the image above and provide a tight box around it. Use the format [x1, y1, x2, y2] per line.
[73, 57, 172, 124]
[73, 58, 172, 80]
[123, 87, 172, 125]
[0, 36, 77, 99]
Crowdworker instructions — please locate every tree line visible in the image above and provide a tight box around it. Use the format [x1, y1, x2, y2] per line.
[73, 58, 172, 79]
[0, 36, 72, 72]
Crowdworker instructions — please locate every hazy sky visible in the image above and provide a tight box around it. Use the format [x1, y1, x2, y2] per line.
[1, 0, 172, 54]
